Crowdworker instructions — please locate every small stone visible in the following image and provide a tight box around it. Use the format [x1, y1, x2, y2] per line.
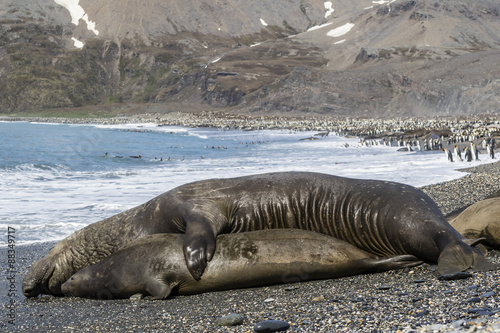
[414, 310, 429, 318]
[427, 324, 445, 331]
[378, 285, 392, 290]
[480, 291, 495, 298]
[438, 272, 473, 280]
[413, 279, 426, 283]
[467, 297, 481, 304]
[264, 298, 275, 303]
[451, 319, 466, 328]
[467, 308, 496, 316]
[284, 286, 297, 291]
[129, 293, 143, 301]
[491, 323, 500, 331]
[477, 310, 495, 316]
[312, 296, 325, 302]
[216, 313, 244, 327]
[411, 297, 423, 302]
[254, 320, 290, 332]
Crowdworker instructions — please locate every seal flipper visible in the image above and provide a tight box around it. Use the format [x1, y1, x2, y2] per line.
[437, 239, 498, 276]
[183, 220, 217, 281]
[146, 279, 173, 300]
[463, 237, 487, 246]
[360, 255, 423, 273]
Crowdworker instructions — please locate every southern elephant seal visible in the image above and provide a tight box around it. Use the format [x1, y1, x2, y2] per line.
[61, 229, 422, 299]
[450, 197, 500, 250]
[23, 172, 495, 297]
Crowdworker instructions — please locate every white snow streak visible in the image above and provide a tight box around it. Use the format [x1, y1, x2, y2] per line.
[260, 18, 268, 26]
[307, 22, 333, 32]
[324, 1, 334, 18]
[372, 0, 398, 4]
[54, 0, 99, 35]
[71, 37, 84, 48]
[327, 23, 354, 38]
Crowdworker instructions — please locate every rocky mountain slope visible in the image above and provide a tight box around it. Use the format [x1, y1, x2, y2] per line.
[1, 0, 499, 117]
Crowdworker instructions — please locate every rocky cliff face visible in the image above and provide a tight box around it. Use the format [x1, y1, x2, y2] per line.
[1, 0, 499, 117]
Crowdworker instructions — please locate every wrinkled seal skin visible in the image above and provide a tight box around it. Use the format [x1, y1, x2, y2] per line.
[61, 230, 422, 299]
[23, 171, 495, 297]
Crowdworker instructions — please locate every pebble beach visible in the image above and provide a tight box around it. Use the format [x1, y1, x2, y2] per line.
[2, 113, 500, 332]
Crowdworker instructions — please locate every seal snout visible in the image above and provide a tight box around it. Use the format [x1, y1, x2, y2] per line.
[61, 276, 81, 297]
[22, 259, 55, 298]
[22, 280, 41, 298]
[60, 279, 72, 296]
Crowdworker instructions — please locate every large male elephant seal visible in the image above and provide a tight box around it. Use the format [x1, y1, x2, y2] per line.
[61, 229, 422, 299]
[450, 197, 500, 250]
[23, 172, 495, 297]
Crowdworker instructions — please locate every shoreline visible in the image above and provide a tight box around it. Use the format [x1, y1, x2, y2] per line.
[2, 112, 500, 135]
[2, 162, 500, 332]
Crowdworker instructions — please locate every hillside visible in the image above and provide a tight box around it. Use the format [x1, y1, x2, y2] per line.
[1, 0, 499, 117]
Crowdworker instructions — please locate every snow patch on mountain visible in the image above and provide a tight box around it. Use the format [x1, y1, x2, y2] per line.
[54, 0, 99, 35]
[326, 23, 354, 38]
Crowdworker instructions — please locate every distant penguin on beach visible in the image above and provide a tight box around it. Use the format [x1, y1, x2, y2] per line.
[443, 148, 453, 162]
[454, 146, 463, 161]
[471, 143, 480, 161]
[487, 144, 495, 159]
[464, 147, 473, 162]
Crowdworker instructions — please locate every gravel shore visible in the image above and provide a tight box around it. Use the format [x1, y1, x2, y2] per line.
[2, 115, 500, 332]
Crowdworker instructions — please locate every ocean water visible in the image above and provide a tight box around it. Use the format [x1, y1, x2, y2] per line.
[0, 121, 494, 245]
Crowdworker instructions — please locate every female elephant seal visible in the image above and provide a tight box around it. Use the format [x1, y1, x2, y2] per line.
[450, 197, 500, 250]
[61, 230, 422, 299]
[23, 172, 495, 297]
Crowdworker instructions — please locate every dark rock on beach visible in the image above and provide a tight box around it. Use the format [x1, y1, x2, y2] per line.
[254, 320, 291, 332]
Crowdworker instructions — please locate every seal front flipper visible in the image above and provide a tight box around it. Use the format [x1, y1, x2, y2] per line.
[181, 202, 230, 281]
[183, 220, 217, 281]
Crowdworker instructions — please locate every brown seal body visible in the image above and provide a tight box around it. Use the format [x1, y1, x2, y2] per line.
[24, 172, 495, 297]
[451, 198, 500, 250]
[61, 230, 422, 299]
